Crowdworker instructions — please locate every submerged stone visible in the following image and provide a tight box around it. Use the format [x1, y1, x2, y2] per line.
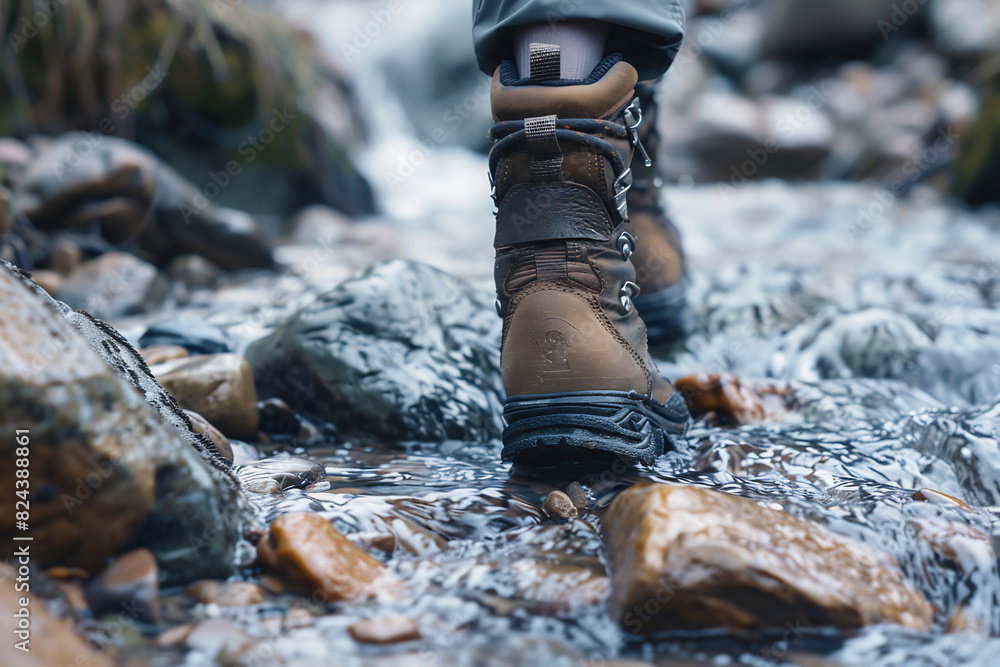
[604, 484, 933, 635]
[256, 512, 393, 602]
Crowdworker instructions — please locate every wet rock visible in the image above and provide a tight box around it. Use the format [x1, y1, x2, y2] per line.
[84, 549, 160, 624]
[151, 354, 260, 440]
[565, 482, 589, 511]
[247, 260, 503, 443]
[348, 616, 422, 645]
[58, 252, 169, 320]
[0, 565, 112, 667]
[13, 134, 275, 270]
[184, 410, 234, 465]
[542, 491, 578, 522]
[674, 373, 791, 425]
[139, 317, 232, 354]
[256, 512, 392, 602]
[258, 398, 300, 435]
[237, 456, 327, 491]
[0, 261, 252, 584]
[604, 484, 933, 634]
[183, 580, 265, 607]
[49, 238, 82, 276]
[139, 344, 190, 366]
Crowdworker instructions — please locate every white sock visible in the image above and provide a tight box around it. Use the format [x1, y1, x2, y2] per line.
[514, 20, 609, 81]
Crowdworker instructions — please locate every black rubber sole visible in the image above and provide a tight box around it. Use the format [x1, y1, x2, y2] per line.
[501, 390, 689, 466]
[634, 276, 689, 346]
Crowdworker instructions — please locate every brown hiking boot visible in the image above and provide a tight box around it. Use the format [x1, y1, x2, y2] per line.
[489, 49, 689, 465]
[627, 82, 688, 345]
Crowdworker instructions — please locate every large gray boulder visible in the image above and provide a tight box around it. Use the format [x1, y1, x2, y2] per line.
[247, 260, 503, 443]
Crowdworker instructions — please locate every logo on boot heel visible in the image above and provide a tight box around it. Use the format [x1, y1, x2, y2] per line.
[532, 317, 579, 374]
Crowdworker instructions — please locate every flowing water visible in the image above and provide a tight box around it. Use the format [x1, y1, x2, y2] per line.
[127, 2, 1000, 663]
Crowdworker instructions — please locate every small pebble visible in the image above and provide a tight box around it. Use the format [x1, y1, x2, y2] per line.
[140, 344, 190, 366]
[543, 490, 578, 521]
[85, 548, 160, 624]
[565, 482, 588, 510]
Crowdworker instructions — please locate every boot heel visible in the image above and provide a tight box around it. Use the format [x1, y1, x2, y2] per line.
[501, 390, 688, 466]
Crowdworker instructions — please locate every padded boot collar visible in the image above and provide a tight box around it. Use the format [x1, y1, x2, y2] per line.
[491, 61, 639, 122]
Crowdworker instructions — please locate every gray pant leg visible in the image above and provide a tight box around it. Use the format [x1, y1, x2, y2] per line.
[472, 0, 685, 80]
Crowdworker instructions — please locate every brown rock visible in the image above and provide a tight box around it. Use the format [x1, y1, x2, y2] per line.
[0, 565, 112, 667]
[258, 397, 300, 435]
[151, 354, 260, 439]
[605, 484, 933, 635]
[565, 482, 589, 510]
[140, 344, 190, 366]
[348, 616, 421, 645]
[674, 373, 791, 425]
[50, 238, 82, 276]
[57, 251, 168, 320]
[0, 262, 251, 583]
[29, 269, 63, 296]
[85, 548, 160, 624]
[183, 580, 265, 607]
[256, 512, 392, 602]
[185, 410, 233, 465]
[543, 491, 578, 521]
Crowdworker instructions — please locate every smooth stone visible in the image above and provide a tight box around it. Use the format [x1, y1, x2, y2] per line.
[49, 238, 82, 276]
[348, 616, 421, 645]
[184, 410, 233, 465]
[542, 491, 578, 521]
[510, 559, 609, 614]
[139, 317, 232, 354]
[604, 484, 934, 635]
[184, 618, 253, 655]
[85, 548, 159, 624]
[565, 482, 589, 510]
[236, 456, 326, 490]
[57, 251, 169, 320]
[151, 354, 259, 440]
[140, 344, 190, 366]
[256, 512, 392, 602]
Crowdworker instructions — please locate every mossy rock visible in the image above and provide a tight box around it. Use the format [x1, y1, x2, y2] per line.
[1, 0, 373, 217]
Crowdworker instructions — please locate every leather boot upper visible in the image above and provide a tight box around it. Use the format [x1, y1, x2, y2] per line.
[489, 53, 674, 405]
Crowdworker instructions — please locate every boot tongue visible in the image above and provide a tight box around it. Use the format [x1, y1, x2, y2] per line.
[491, 53, 638, 121]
